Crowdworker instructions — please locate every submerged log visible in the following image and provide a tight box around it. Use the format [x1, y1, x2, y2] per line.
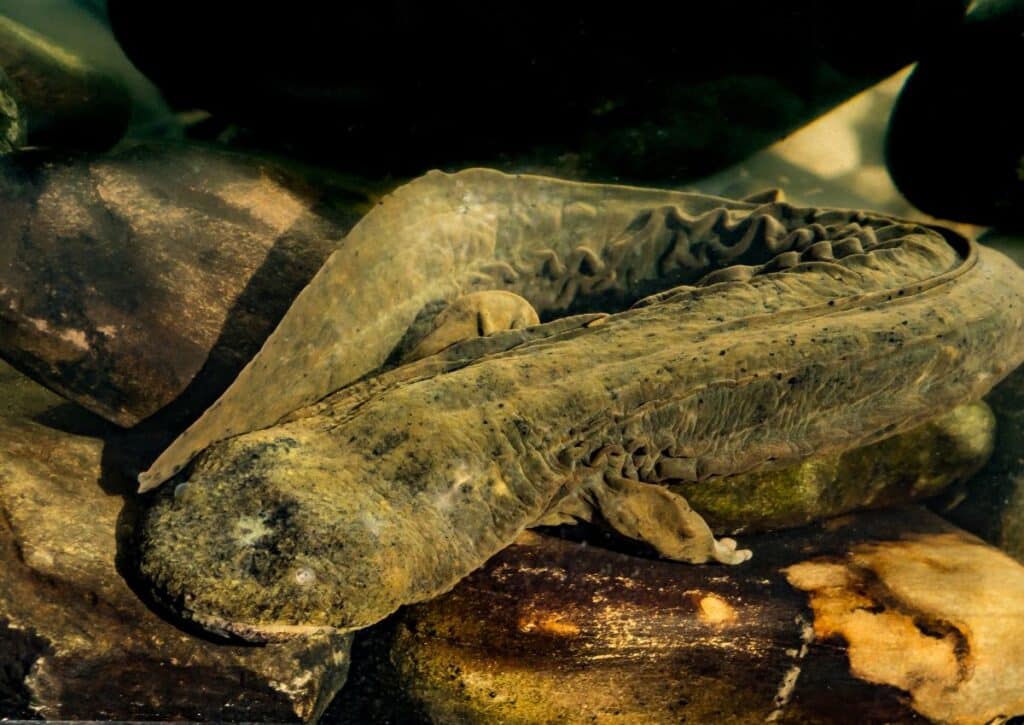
[0, 362, 352, 721]
[0, 143, 372, 428]
[384, 509, 1024, 724]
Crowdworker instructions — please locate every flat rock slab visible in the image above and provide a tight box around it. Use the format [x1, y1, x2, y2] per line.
[0, 143, 372, 428]
[381, 508, 1024, 724]
[0, 362, 352, 721]
[0, 16, 130, 151]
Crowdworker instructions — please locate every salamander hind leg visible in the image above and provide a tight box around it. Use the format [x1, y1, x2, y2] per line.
[402, 290, 541, 362]
[588, 475, 752, 565]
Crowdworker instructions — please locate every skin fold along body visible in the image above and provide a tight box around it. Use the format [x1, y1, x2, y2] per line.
[135, 170, 1024, 641]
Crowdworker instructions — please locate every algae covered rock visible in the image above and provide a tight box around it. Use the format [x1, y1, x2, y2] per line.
[0, 361, 352, 721]
[381, 509, 1024, 724]
[0, 67, 24, 154]
[0, 143, 372, 428]
[675, 400, 995, 534]
[943, 364, 1024, 560]
[0, 15, 130, 151]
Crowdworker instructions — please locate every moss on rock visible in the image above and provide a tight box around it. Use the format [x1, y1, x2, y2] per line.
[675, 401, 996, 534]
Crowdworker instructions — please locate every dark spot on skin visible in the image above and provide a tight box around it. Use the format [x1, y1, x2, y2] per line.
[578, 253, 599, 277]
[392, 454, 433, 493]
[241, 498, 301, 587]
[370, 430, 410, 457]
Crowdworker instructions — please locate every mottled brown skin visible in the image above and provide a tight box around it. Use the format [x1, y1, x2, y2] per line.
[0, 362, 351, 723]
[543, 400, 996, 536]
[138, 181, 1024, 641]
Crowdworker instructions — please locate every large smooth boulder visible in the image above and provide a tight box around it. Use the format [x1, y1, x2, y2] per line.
[886, 5, 1024, 229]
[0, 143, 372, 428]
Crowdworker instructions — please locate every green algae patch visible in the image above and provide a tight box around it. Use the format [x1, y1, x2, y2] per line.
[674, 401, 996, 534]
[0, 68, 25, 154]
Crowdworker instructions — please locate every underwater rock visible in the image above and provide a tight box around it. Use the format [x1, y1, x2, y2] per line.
[886, 7, 1024, 229]
[0, 361, 352, 721]
[383, 510, 1024, 724]
[0, 16, 130, 151]
[941, 364, 1024, 561]
[107, 0, 966, 180]
[674, 400, 995, 534]
[136, 172, 1024, 643]
[0, 68, 24, 154]
[0, 143, 372, 428]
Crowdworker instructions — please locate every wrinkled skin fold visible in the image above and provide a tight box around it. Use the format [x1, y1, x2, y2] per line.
[138, 171, 1024, 641]
[137, 173, 844, 489]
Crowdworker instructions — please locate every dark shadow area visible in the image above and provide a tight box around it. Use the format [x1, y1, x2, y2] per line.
[0, 618, 51, 720]
[31, 401, 117, 440]
[108, 0, 969, 183]
[321, 617, 430, 724]
[885, 13, 1024, 230]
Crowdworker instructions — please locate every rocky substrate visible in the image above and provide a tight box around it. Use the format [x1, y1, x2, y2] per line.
[0, 362, 352, 721]
[334, 507, 1024, 724]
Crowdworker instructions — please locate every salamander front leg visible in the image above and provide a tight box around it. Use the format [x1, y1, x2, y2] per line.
[402, 290, 540, 362]
[587, 474, 752, 565]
